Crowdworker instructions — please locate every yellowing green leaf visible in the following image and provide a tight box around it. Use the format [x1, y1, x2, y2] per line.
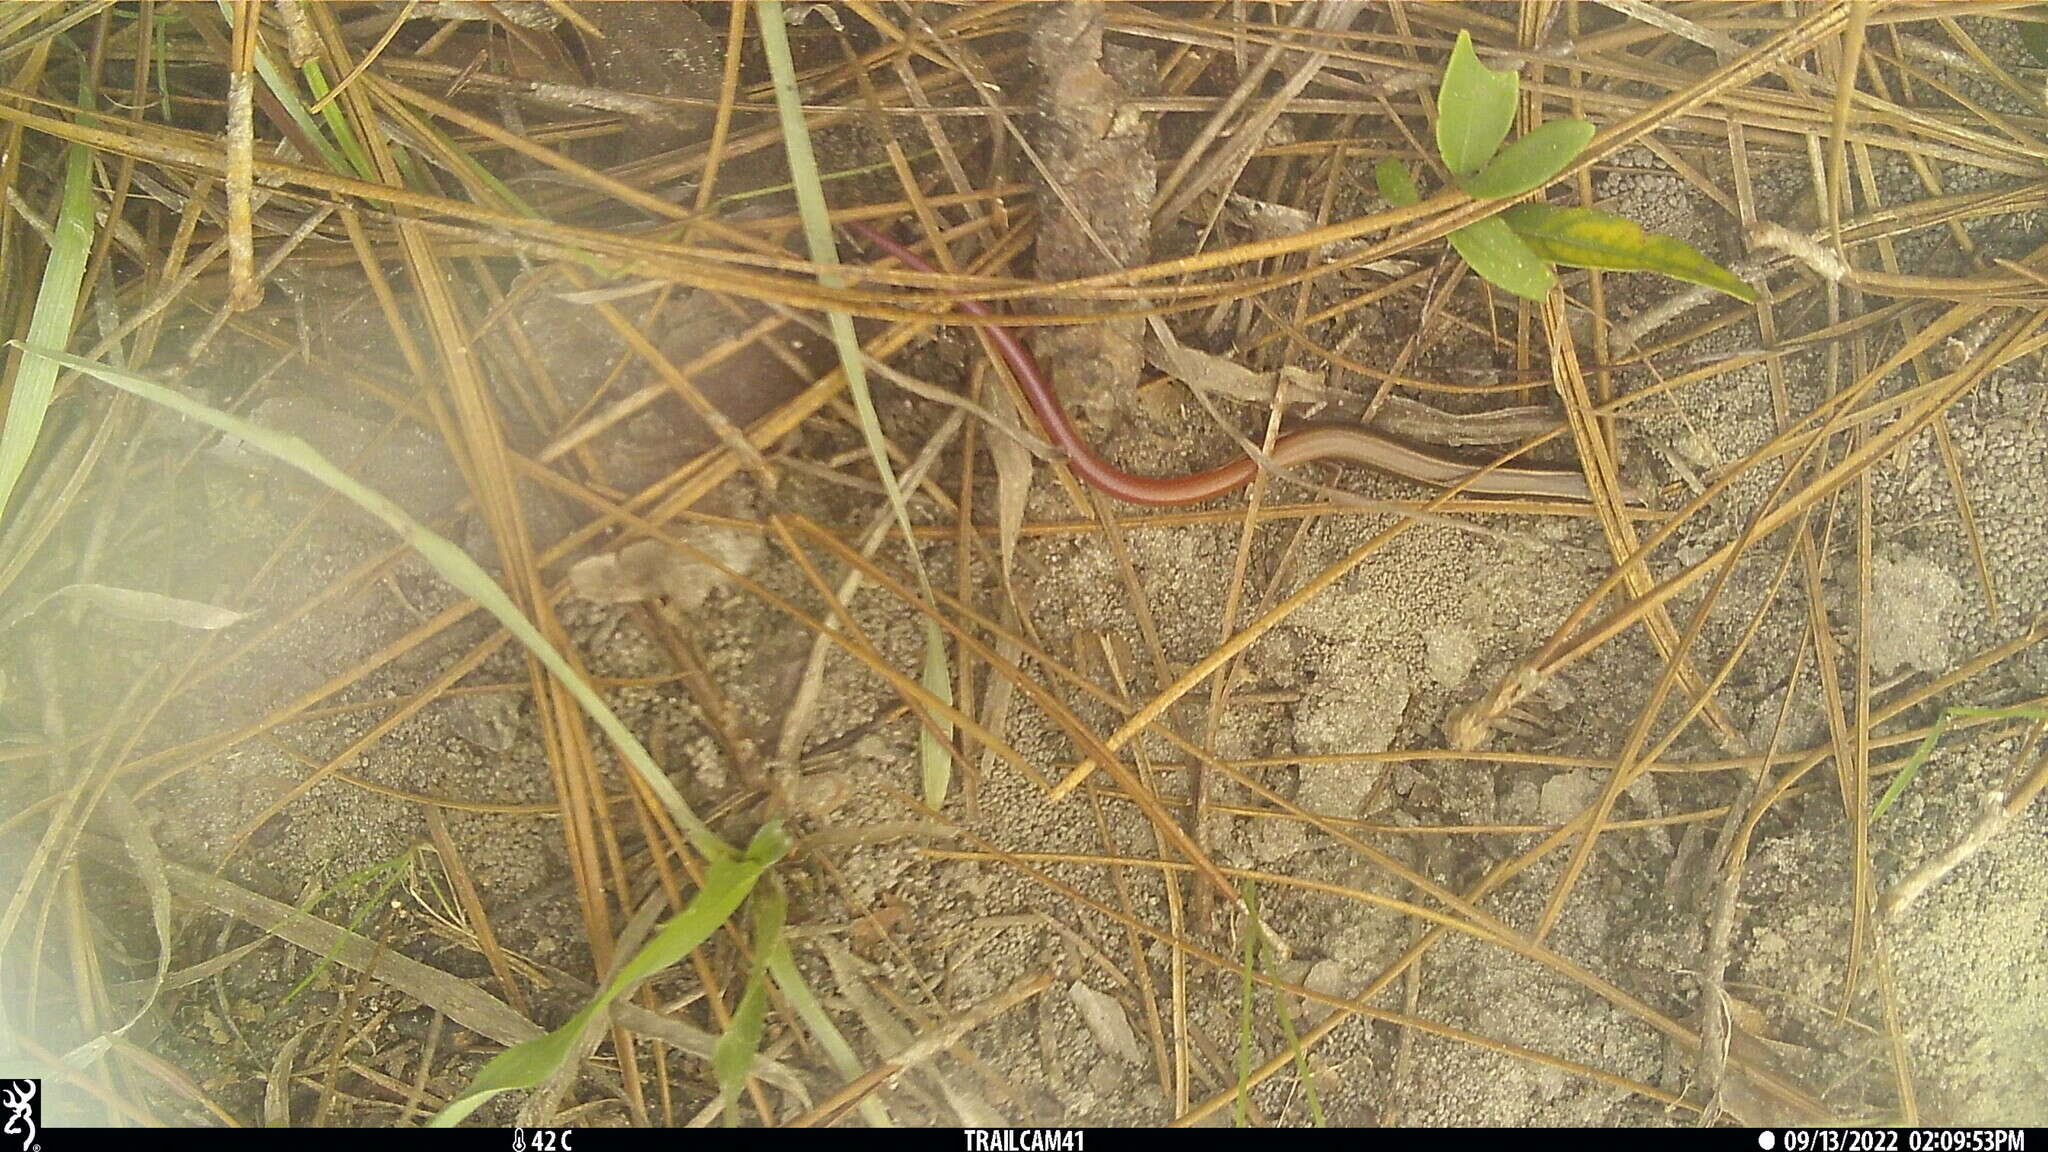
[1503, 204, 1755, 302]
[1436, 31, 1518, 177]
[1374, 159, 1421, 208]
[1458, 120, 1595, 200]
[1448, 217, 1554, 302]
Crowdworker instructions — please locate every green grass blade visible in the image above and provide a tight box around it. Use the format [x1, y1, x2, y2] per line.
[428, 823, 788, 1127]
[281, 851, 413, 1007]
[1436, 30, 1518, 176]
[1447, 217, 1554, 301]
[217, 0, 353, 177]
[1458, 119, 1594, 200]
[756, 0, 954, 809]
[0, 138, 95, 523]
[14, 344, 733, 866]
[1232, 882, 1325, 1125]
[364, 93, 614, 282]
[767, 940, 895, 1127]
[298, 60, 378, 181]
[1871, 713, 1954, 826]
[1871, 704, 2046, 823]
[919, 624, 955, 807]
[1234, 883, 1257, 1127]
[1262, 932, 1325, 1126]
[712, 883, 786, 1124]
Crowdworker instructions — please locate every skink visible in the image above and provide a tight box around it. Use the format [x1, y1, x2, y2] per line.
[850, 223, 1602, 507]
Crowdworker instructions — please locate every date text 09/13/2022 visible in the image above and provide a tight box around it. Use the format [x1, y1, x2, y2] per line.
[1771, 1131, 2026, 1152]
[963, 1130, 1084, 1152]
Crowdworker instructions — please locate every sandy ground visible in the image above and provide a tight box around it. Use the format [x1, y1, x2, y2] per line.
[7, 4, 2044, 1130]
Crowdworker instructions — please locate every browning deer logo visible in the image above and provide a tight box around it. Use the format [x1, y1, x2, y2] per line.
[0, 1080, 36, 1152]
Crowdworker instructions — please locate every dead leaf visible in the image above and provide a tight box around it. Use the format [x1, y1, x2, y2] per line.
[987, 401, 1033, 580]
[568, 530, 764, 611]
[1067, 981, 1143, 1065]
[1722, 991, 1815, 1063]
[1146, 323, 1330, 413]
[22, 584, 248, 631]
[266, 1027, 312, 1127]
[60, 784, 173, 1068]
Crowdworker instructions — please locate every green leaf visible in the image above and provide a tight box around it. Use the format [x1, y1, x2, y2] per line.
[425, 823, 790, 1127]
[2019, 12, 2048, 65]
[1374, 159, 1421, 208]
[1458, 120, 1595, 199]
[1447, 217, 1554, 301]
[1436, 30, 1519, 177]
[1502, 204, 1756, 302]
[712, 884, 786, 1124]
